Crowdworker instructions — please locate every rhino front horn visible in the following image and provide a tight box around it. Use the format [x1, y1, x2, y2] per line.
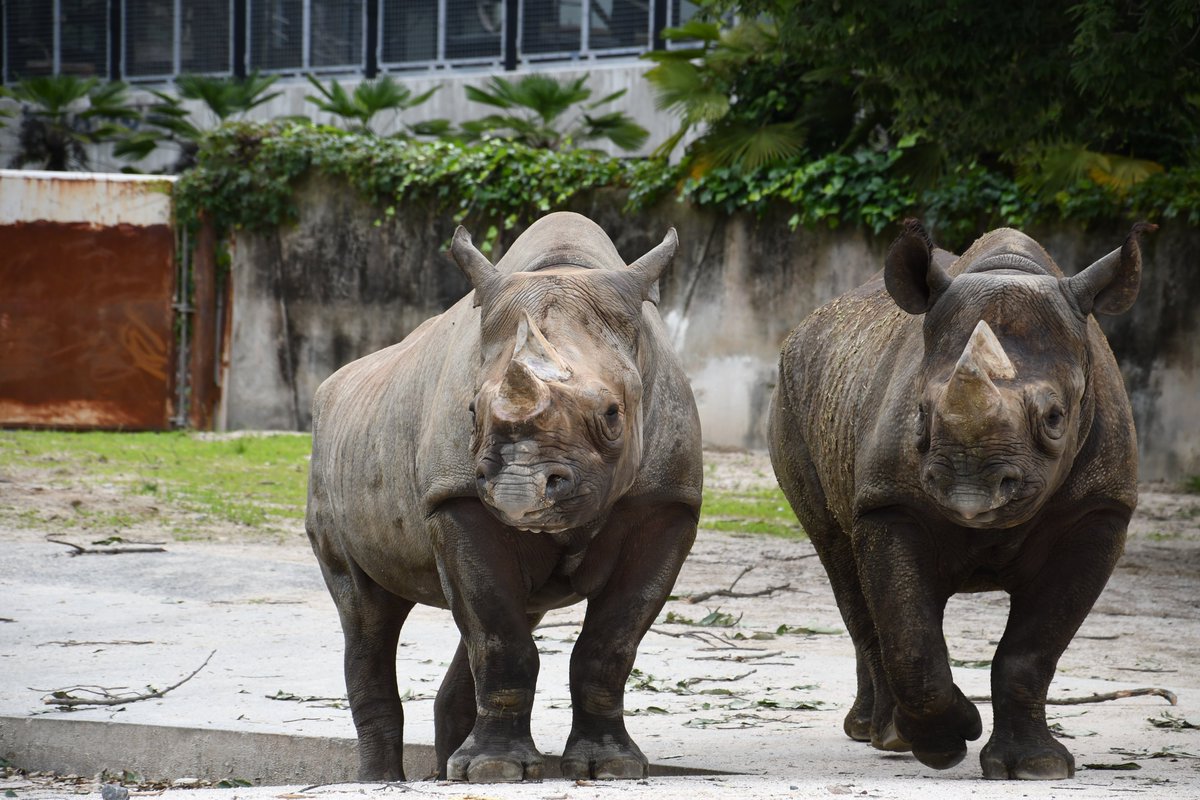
[495, 358, 550, 422]
[513, 312, 572, 382]
[942, 321, 1014, 423]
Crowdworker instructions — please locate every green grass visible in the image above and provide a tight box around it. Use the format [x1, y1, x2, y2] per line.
[0, 430, 805, 540]
[700, 487, 806, 539]
[0, 430, 311, 532]
[1184, 475, 1200, 494]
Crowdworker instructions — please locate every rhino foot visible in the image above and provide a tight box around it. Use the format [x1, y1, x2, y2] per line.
[561, 736, 648, 780]
[446, 738, 544, 783]
[980, 734, 1074, 780]
[870, 720, 911, 752]
[891, 687, 981, 769]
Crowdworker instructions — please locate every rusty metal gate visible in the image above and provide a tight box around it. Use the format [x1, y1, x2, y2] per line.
[0, 170, 214, 431]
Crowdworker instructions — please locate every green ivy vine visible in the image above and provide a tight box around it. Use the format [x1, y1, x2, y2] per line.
[176, 121, 1198, 256]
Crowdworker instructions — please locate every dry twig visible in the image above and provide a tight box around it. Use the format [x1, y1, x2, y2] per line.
[46, 537, 166, 556]
[967, 687, 1177, 706]
[38, 650, 215, 707]
[680, 565, 792, 604]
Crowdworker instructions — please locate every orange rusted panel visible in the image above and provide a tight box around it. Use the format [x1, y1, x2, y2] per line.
[0, 220, 176, 429]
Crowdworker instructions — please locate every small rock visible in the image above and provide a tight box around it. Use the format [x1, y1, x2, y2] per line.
[100, 784, 129, 800]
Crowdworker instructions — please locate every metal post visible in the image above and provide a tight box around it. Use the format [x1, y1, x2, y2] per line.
[365, 0, 377, 77]
[503, 0, 517, 70]
[302, 0, 311, 69]
[652, 0, 667, 51]
[52, 0, 61, 74]
[579, 0, 589, 57]
[436, 0, 445, 63]
[233, 0, 247, 76]
[172, 227, 193, 429]
[108, 0, 122, 80]
[172, 0, 181, 78]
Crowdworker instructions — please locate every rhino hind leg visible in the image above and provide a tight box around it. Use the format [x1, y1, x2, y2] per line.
[768, 399, 899, 749]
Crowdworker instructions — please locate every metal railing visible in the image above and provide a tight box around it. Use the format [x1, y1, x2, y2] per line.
[1, 0, 697, 84]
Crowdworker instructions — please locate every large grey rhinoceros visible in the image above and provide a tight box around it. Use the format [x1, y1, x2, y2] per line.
[768, 220, 1153, 780]
[306, 212, 702, 783]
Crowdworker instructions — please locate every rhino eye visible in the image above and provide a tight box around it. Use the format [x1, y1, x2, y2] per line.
[468, 400, 476, 418]
[1043, 406, 1065, 437]
[915, 404, 930, 453]
[605, 403, 620, 422]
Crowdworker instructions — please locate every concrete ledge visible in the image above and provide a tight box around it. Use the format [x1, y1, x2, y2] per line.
[0, 717, 722, 785]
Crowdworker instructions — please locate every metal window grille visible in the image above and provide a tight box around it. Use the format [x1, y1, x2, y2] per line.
[517, 0, 650, 65]
[248, 0, 363, 74]
[379, 0, 502, 72]
[125, 0, 175, 78]
[4, 0, 108, 82]
[587, 0, 647, 53]
[181, 1, 232, 74]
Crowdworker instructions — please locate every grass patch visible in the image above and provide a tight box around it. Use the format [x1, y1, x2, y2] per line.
[1184, 475, 1200, 494]
[700, 487, 805, 539]
[1, 430, 804, 541]
[0, 430, 311, 532]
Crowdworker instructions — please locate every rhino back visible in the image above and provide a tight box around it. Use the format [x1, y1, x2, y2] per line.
[307, 297, 480, 607]
[775, 275, 922, 529]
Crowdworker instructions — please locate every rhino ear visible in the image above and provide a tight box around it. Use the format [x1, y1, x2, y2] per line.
[450, 226, 501, 308]
[1066, 222, 1156, 316]
[884, 219, 952, 315]
[625, 227, 678, 304]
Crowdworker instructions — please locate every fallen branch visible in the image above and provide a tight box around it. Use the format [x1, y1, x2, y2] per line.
[39, 650, 215, 707]
[693, 651, 785, 662]
[683, 582, 792, 604]
[678, 671, 755, 688]
[46, 537, 166, 556]
[966, 687, 1177, 706]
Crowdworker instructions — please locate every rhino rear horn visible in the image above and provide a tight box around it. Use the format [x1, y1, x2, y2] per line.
[450, 226, 502, 308]
[885, 218, 952, 315]
[513, 311, 572, 382]
[625, 227, 678, 304]
[1066, 221, 1156, 316]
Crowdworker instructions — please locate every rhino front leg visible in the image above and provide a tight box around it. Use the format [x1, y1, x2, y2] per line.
[318, 554, 415, 781]
[981, 509, 1127, 780]
[434, 500, 544, 783]
[435, 612, 545, 778]
[855, 512, 982, 770]
[561, 502, 697, 780]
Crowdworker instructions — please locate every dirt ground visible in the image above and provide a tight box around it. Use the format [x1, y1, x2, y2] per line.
[2, 446, 1199, 798]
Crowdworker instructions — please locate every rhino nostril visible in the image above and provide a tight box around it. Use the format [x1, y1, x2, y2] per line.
[999, 476, 1020, 500]
[544, 470, 574, 502]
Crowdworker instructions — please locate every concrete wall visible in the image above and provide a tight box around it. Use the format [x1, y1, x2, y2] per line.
[223, 180, 1200, 482]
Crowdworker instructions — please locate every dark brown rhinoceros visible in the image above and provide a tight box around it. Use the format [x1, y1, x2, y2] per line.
[769, 220, 1153, 780]
[306, 212, 702, 783]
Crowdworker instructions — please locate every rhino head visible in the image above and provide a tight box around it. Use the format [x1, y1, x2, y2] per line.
[450, 225, 677, 532]
[884, 220, 1153, 528]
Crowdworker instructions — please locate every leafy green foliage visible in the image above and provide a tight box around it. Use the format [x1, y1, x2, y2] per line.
[461, 73, 649, 152]
[6, 75, 140, 171]
[304, 74, 447, 137]
[175, 121, 647, 252]
[176, 120, 1199, 259]
[657, 0, 1199, 190]
[118, 72, 285, 173]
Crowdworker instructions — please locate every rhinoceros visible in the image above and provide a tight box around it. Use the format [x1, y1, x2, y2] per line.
[768, 220, 1152, 779]
[306, 212, 702, 783]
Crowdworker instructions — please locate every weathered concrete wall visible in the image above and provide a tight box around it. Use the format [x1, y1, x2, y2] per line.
[226, 182, 1200, 482]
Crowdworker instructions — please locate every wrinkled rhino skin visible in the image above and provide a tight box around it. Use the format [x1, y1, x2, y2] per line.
[306, 212, 702, 783]
[769, 220, 1153, 780]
